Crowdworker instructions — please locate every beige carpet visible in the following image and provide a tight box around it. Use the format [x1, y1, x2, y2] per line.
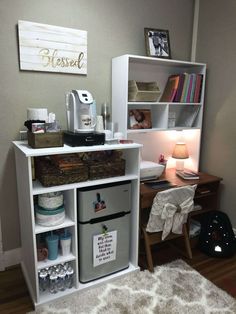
[31, 260, 236, 314]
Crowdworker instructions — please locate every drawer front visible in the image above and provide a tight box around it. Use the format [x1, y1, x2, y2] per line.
[195, 182, 220, 199]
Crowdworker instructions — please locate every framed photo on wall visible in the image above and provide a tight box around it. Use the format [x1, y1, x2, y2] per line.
[144, 28, 171, 59]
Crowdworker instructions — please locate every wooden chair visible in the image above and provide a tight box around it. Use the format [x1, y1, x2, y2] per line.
[140, 185, 195, 272]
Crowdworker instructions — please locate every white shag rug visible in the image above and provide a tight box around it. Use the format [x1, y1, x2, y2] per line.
[29, 259, 236, 314]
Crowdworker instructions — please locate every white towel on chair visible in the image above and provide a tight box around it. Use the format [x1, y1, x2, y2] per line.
[146, 185, 197, 240]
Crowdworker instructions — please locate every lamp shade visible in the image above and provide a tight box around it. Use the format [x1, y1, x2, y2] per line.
[172, 143, 189, 159]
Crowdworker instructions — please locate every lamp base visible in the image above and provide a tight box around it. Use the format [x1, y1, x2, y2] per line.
[175, 160, 185, 171]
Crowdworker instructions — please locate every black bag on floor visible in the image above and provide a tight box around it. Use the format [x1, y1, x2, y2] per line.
[199, 210, 236, 257]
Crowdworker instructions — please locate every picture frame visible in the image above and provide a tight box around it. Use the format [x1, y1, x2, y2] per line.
[128, 109, 152, 129]
[144, 28, 171, 59]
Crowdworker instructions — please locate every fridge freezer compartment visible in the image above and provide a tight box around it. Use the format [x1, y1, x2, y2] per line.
[78, 211, 130, 283]
[77, 181, 131, 221]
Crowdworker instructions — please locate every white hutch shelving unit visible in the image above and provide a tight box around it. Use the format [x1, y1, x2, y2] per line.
[13, 141, 141, 308]
[112, 55, 206, 171]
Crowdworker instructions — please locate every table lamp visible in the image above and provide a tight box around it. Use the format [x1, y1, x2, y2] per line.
[172, 142, 189, 171]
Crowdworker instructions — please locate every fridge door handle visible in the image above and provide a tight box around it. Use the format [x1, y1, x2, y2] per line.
[79, 211, 130, 225]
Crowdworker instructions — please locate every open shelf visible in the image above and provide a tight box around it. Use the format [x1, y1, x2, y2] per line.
[32, 174, 139, 195]
[35, 217, 75, 234]
[37, 253, 76, 270]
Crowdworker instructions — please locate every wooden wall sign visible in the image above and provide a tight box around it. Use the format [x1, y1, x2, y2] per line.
[18, 20, 87, 75]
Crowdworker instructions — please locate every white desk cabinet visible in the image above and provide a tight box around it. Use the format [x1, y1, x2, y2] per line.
[13, 141, 141, 308]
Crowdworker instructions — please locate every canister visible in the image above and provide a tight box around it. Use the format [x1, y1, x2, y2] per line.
[35, 206, 65, 226]
[38, 192, 63, 210]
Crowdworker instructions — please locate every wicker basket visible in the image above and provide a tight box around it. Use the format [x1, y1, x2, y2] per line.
[35, 157, 88, 187]
[88, 159, 125, 180]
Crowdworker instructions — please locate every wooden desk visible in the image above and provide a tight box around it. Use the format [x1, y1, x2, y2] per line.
[140, 168, 222, 213]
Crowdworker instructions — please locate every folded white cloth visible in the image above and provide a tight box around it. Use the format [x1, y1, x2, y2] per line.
[146, 185, 197, 240]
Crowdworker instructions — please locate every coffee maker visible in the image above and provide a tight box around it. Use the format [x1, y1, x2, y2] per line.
[66, 90, 96, 132]
[64, 90, 105, 146]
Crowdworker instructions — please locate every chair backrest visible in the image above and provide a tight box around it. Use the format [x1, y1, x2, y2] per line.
[151, 184, 197, 213]
[146, 185, 197, 238]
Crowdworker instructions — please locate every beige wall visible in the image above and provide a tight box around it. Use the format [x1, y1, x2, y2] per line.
[197, 0, 236, 225]
[0, 0, 194, 251]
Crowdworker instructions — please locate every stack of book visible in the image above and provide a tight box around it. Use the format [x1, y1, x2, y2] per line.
[176, 170, 199, 180]
[160, 73, 203, 103]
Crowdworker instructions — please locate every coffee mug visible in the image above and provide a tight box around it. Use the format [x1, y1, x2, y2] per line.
[80, 114, 95, 130]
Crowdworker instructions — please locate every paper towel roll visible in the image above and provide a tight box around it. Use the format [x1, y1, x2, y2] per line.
[27, 108, 48, 121]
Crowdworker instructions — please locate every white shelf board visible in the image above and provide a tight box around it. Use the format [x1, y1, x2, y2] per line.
[128, 102, 202, 106]
[128, 102, 166, 106]
[37, 253, 76, 270]
[35, 217, 75, 234]
[13, 141, 142, 157]
[127, 127, 200, 134]
[168, 103, 202, 106]
[168, 127, 200, 131]
[128, 128, 170, 134]
[126, 54, 206, 67]
[32, 174, 138, 195]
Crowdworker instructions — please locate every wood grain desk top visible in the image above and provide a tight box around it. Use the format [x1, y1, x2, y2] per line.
[140, 168, 222, 209]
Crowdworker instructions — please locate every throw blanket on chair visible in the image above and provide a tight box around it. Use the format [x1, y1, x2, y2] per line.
[146, 185, 197, 240]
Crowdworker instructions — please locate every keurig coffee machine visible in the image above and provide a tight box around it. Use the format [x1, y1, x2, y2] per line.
[64, 90, 105, 146]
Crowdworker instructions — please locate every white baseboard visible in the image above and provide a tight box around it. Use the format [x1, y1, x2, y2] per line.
[2, 247, 22, 269]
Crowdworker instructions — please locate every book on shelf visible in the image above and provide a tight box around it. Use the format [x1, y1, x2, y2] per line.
[186, 73, 195, 103]
[174, 73, 186, 102]
[161, 72, 203, 104]
[193, 74, 203, 103]
[189, 74, 197, 102]
[176, 170, 199, 180]
[180, 73, 190, 102]
[160, 74, 180, 102]
[186, 73, 197, 103]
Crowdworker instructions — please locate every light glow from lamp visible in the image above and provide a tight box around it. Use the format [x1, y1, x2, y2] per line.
[172, 143, 189, 171]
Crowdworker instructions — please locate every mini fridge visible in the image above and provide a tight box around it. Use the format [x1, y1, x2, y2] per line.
[77, 181, 131, 283]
